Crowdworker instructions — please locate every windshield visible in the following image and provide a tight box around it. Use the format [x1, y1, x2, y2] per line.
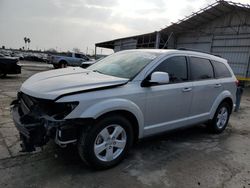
[87, 51, 160, 79]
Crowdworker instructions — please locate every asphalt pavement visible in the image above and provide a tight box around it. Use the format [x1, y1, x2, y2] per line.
[0, 61, 250, 188]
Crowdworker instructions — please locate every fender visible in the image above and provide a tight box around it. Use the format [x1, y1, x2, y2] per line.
[209, 90, 234, 119]
[80, 98, 144, 138]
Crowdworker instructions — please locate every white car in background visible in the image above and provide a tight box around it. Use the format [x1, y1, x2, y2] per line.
[81, 60, 96, 68]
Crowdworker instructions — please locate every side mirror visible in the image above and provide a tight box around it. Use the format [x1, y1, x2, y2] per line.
[150, 71, 169, 84]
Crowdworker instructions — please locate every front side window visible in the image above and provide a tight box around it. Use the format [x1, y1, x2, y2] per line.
[154, 56, 188, 83]
[211, 60, 232, 78]
[88, 51, 161, 79]
[190, 57, 214, 80]
[66, 52, 72, 57]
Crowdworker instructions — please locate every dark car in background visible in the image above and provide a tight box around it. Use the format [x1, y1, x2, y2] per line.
[0, 54, 21, 77]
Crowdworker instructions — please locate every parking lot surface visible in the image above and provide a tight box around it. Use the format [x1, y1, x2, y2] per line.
[0, 61, 250, 188]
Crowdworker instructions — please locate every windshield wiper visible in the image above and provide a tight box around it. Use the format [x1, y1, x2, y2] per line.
[92, 70, 104, 74]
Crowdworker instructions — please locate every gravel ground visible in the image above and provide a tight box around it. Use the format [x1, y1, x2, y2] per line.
[0, 61, 250, 188]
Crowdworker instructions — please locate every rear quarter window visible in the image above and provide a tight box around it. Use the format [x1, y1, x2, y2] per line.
[211, 60, 232, 78]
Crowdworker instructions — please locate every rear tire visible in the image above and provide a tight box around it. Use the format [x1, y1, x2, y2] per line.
[78, 115, 134, 169]
[59, 61, 67, 68]
[207, 102, 231, 134]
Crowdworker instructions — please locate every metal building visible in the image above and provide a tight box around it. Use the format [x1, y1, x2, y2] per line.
[95, 0, 250, 80]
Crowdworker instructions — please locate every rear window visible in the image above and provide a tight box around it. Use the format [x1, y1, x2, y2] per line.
[75, 53, 82, 58]
[211, 60, 232, 78]
[59, 52, 72, 57]
[190, 57, 214, 80]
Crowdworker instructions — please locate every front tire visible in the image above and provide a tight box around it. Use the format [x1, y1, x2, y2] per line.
[207, 102, 231, 134]
[78, 115, 134, 169]
[53, 64, 59, 69]
[0, 73, 7, 78]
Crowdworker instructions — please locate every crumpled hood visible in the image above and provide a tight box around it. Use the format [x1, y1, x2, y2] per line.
[21, 67, 128, 100]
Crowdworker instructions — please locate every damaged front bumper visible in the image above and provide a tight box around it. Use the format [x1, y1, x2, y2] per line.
[11, 93, 81, 152]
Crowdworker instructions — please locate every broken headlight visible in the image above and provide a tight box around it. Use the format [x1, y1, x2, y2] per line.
[40, 101, 79, 120]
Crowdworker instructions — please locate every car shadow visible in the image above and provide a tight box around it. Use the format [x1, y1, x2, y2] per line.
[137, 124, 210, 145]
[51, 124, 225, 170]
[0, 75, 20, 79]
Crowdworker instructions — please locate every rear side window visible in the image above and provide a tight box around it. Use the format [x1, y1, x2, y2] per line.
[154, 56, 188, 83]
[75, 53, 82, 58]
[211, 60, 232, 78]
[190, 57, 214, 80]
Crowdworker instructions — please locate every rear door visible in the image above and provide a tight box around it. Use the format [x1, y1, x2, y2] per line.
[189, 57, 223, 117]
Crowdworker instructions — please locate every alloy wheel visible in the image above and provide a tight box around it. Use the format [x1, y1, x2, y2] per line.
[94, 124, 127, 162]
[216, 107, 228, 129]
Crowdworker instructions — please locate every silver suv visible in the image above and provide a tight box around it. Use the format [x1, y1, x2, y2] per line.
[11, 49, 237, 169]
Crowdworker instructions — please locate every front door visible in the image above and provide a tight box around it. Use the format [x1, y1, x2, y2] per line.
[143, 56, 193, 136]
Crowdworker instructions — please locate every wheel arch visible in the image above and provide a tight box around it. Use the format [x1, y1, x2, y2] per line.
[79, 99, 144, 139]
[209, 91, 234, 119]
[95, 110, 140, 143]
[221, 97, 233, 113]
[59, 59, 68, 65]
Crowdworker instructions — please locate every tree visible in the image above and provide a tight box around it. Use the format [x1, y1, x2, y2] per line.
[24, 37, 28, 50]
[47, 48, 57, 53]
[27, 38, 31, 49]
[72, 48, 81, 53]
[24, 37, 31, 50]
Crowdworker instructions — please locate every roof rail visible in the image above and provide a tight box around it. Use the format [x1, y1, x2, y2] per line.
[177, 48, 222, 57]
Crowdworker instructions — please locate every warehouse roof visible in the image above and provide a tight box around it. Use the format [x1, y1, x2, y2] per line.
[162, 0, 250, 34]
[95, 32, 156, 49]
[96, 0, 250, 49]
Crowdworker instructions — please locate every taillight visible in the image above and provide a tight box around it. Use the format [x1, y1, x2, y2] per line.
[235, 80, 239, 87]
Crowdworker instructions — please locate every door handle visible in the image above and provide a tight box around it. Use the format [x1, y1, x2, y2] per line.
[182, 87, 192, 92]
[214, 84, 222, 88]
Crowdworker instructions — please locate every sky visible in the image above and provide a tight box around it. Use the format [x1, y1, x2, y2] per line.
[0, 0, 249, 54]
